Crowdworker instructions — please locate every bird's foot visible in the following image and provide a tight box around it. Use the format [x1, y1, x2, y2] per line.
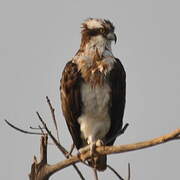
[90, 142, 96, 157]
[96, 139, 104, 147]
[90, 139, 104, 156]
[78, 140, 104, 163]
[89, 139, 104, 169]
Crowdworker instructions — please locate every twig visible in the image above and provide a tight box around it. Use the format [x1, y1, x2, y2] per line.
[30, 126, 45, 130]
[46, 96, 60, 143]
[93, 168, 98, 180]
[67, 144, 75, 157]
[36, 112, 85, 180]
[38, 125, 45, 135]
[5, 119, 42, 135]
[107, 165, 124, 180]
[36, 112, 67, 154]
[127, 163, 130, 180]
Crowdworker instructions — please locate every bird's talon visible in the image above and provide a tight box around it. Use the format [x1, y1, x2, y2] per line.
[96, 139, 104, 147]
[90, 142, 96, 156]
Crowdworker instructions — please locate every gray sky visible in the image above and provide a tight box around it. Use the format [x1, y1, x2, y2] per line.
[1, 0, 180, 179]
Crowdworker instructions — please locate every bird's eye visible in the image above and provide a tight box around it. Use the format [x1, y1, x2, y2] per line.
[99, 28, 105, 34]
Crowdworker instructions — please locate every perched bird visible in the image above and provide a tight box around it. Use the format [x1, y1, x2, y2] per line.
[60, 18, 126, 171]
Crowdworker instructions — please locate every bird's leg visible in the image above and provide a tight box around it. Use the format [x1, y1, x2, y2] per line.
[89, 138, 104, 169]
[89, 139, 104, 155]
[89, 141, 97, 170]
[90, 141, 96, 157]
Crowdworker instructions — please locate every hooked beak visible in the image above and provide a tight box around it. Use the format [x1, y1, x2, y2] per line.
[107, 32, 117, 44]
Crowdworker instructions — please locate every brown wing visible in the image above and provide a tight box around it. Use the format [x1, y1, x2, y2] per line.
[60, 61, 83, 149]
[105, 58, 126, 146]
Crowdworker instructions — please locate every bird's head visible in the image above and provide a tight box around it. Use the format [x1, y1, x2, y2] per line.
[80, 18, 117, 52]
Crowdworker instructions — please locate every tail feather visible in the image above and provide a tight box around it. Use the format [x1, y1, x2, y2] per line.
[88, 155, 107, 171]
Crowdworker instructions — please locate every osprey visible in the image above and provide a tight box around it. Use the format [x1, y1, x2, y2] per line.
[60, 18, 126, 171]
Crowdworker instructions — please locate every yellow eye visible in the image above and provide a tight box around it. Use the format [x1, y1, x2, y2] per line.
[99, 28, 105, 33]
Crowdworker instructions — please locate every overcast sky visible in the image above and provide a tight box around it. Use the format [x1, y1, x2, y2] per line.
[1, 0, 180, 179]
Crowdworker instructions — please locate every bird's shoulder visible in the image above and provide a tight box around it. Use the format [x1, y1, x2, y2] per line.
[60, 60, 82, 94]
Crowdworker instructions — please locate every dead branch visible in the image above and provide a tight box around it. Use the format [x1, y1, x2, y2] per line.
[46, 96, 60, 142]
[5, 119, 42, 135]
[36, 112, 67, 155]
[6, 114, 180, 179]
[67, 144, 75, 157]
[5, 94, 180, 180]
[107, 165, 124, 180]
[127, 163, 130, 180]
[93, 168, 98, 180]
[36, 112, 85, 180]
[29, 135, 50, 180]
[45, 128, 180, 175]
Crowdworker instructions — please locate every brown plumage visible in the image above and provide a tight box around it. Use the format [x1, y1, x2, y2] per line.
[60, 18, 126, 171]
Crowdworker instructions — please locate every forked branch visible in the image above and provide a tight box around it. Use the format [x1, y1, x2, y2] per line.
[5, 94, 180, 180]
[5, 118, 180, 179]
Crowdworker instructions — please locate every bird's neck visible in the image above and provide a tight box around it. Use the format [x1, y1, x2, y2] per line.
[73, 36, 115, 87]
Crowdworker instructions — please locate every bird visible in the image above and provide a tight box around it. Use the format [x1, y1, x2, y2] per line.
[60, 18, 126, 171]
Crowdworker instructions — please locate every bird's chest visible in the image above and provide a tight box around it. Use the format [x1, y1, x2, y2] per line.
[78, 81, 111, 140]
[80, 81, 111, 116]
[76, 57, 114, 140]
[75, 55, 114, 115]
[74, 55, 115, 87]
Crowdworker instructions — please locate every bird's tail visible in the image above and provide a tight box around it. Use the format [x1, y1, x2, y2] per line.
[88, 155, 107, 171]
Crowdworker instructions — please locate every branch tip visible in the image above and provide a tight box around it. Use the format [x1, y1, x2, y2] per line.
[4, 119, 42, 135]
[127, 163, 131, 180]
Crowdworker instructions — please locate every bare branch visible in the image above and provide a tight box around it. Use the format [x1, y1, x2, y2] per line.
[30, 126, 45, 130]
[127, 163, 131, 180]
[5, 119, 42, 135]
[107, 165, 124, 180]
[29, 135, 49, 180]
[67, 144, 75, 157]
[6, 112, 180, 179]
[38, 125, 45, 135]
[46, 96, 60, 142]
[36, 112, 85, 180]
[36, 112, 67, 154]
[93, 168, 98, 180]
[47, 128, 180, 174]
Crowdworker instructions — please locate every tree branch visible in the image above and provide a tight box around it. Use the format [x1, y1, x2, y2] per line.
[36, 112, 85, 180]
[29, 135, 50, 180]
[46, 96, 60, 143]
[5, 109, 180, 179]
[127, 163, 130, 180]
[4, 119, 42, 135]
[107, 165, 124, 180]
[47, 128, 180, 174]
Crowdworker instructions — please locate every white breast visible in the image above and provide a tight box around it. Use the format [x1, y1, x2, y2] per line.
[78, 82, 111, 144]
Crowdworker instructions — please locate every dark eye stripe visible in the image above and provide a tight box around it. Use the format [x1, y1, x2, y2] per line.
[88, 28, 108, 36]
[88, 29, 99, 36]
